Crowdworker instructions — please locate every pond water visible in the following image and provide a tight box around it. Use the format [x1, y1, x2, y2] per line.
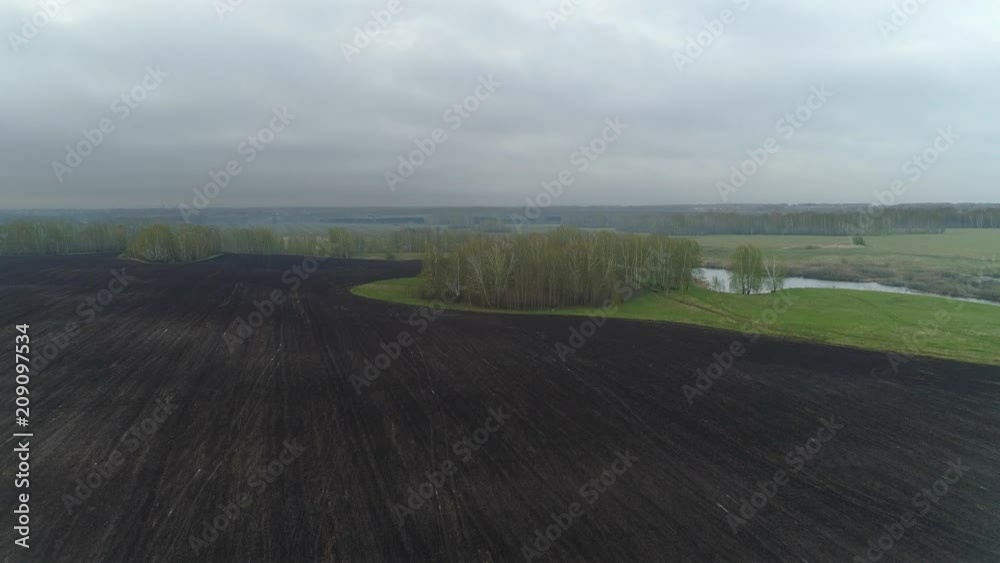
[697, 268, 1000, 307]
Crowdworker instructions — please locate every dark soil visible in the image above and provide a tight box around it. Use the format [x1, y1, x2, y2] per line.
[0, 254, 998, 562]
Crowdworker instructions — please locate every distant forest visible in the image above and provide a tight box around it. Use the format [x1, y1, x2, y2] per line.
[0, 222, 470, 259]
[321, 205, 1000, 235]
[611, 206, 1000, 236]
[0, 206, 998, 255]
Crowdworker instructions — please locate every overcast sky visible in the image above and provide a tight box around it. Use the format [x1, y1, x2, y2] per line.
[2, 0, 997, 209]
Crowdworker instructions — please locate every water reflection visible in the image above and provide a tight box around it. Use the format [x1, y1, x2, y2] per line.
[697, 268, 999, 307]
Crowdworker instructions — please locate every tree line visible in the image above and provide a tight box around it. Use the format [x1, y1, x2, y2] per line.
[0, 221, 131, 255]
[617, 207, 1000, 236]
[325, 227, 481, 258]
[419, 229, 702, 310]
[120, 225, 224, 262]
[423, 205, 1000, 235]
[0, 221, 484, 263]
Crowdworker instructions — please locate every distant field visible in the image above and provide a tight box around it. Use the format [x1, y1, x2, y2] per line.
[695, 229, 1000, 301]
[694, 229, 999, 259]
[354, 277, 1000, 366]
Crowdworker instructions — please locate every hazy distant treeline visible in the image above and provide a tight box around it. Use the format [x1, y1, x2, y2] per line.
[612, 207, 1000, 236]
[419, 229, 701, 309]
[423, 205, 1000, 235]
[120, 224, 223, 262]
[0, 221, 132, 255]
[0, 221, 479, 262]
[325, 227, 478, 257]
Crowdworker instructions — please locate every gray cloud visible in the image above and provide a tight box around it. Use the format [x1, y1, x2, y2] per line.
[1, 0, 997, 208]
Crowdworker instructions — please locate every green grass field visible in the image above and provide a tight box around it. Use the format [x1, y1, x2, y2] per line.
[353, 277, 1000, 366]
[694, 229, 999, 259]
[695, 229, 1000, 301]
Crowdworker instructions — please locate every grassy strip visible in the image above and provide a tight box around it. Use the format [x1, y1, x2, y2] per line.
[353, 277, 1000, 366]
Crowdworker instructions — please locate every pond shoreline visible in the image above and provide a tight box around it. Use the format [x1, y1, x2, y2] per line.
[697, 267, 1000, 307]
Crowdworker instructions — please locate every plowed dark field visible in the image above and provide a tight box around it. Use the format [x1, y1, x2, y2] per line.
[0, 254, 998, 562]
